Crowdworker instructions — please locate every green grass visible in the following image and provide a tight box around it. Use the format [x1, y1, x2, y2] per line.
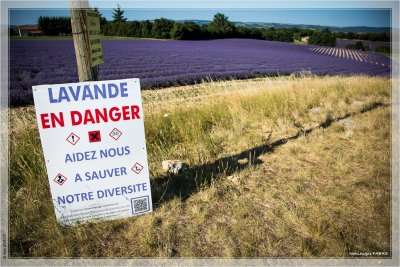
[294, 39, 307, 44]
[10, 35, 73, 41]
[8, 75, 391, 257]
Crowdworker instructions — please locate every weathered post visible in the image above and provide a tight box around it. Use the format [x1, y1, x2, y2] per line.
[70, 0, 98, 81]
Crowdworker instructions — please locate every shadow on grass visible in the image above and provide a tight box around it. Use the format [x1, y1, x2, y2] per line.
[151, 102, 388, 206]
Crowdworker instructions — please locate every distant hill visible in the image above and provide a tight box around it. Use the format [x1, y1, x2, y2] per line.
[177, 20, 390, 33]
[176, 20, 211, 26]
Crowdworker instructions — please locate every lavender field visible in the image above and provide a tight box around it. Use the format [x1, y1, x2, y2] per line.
[9, 39, 391, 106]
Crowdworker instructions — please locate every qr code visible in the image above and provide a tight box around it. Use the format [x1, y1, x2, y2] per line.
[131, 196, 150, 214]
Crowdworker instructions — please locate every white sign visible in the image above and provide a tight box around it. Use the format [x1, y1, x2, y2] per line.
[32, 78, 152, 226]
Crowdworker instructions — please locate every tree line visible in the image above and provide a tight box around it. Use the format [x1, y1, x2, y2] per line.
[102, 10, 325, 44]
[333, 31, 389, 42]
[30, 6, 389, 46]
[37, 16, 72, 36]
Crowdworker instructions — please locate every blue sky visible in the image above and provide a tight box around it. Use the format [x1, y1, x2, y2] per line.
[10, 8, 390, 28]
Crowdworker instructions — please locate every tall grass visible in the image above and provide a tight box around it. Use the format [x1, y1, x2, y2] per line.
[8, 75, 391, 257]
[143, 75, 390, 176]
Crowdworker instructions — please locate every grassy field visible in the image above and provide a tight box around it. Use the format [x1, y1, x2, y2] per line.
[8, 75, 391, 257]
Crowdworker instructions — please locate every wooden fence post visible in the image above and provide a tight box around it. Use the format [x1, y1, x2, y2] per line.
[70, 0, 98, 81]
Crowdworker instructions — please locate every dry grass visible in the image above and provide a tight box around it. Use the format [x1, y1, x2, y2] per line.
[8, 75, 391, 257]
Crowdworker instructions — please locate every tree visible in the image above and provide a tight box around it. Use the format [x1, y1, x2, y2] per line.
[293, 32, 301, 41]
[334, 31, 346, 39]
[112, 4, 127, 23]
[127, 21, 141, 37]
[275, 29, 294, 42]
[208, 13, 235, 38]
[261, 28, 275, 41]
[248, 28, 263, 39]
[38, 16, 72, 36]
[170, 22, 202, 40]
[308, 28, 336, 47]
[354, 41, 364, 50]
[151, 18, 173, 39]
[140, 20, 153, 38]
[346, 31, 356, 39]
[235, 26, 251, 38]
[9, 27, 18, 36]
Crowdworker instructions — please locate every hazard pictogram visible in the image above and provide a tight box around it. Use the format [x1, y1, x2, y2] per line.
[88, 130, 101, 143]
[131, 163, 144, 174]
[66, 132, 80, 145]
[54, 173, 67, 185]
[109, 128, 123, 140]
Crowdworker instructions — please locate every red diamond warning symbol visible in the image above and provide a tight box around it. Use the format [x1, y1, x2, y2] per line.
[88, 130, 101, 143]
[54, 173, 67, 186]
[109, 128, 122, 140]
[131, 163, 144, 174]
[66, 132, 80, 145]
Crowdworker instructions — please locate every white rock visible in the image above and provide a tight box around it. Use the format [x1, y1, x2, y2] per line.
[309, 107, 322, 114]
[338, 118, 358, 128]
[162, 160, 188, 174]
[237, 158, 249, 165]
[15, 187, 27, 199]
[351, 101, 364, 106]
[227, 175, 240, 184]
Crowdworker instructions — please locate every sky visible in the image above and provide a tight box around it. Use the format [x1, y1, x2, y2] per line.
[9, 8, 391, 28]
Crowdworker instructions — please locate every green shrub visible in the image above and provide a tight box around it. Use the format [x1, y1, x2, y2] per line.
[375, 46, 390, 54]
[345, 41, 369, 51]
